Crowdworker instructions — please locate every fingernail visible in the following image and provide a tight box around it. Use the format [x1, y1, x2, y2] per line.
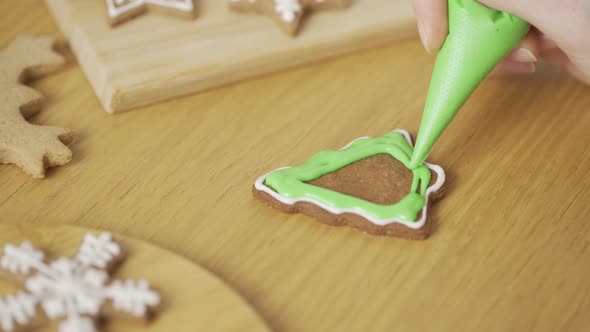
[520, 63, 537, 74]
[417, 19, 431, 54]
[512, 48, 537, 63]
[490, 62, 537, 78]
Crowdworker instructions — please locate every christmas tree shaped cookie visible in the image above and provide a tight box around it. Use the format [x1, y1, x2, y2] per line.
[253, 130, 446, 239]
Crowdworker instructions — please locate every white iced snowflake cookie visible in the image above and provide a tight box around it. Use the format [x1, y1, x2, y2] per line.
[0, 232, 160, 332]
[228, 0, 351, 36]
[105, 0, 197, 26]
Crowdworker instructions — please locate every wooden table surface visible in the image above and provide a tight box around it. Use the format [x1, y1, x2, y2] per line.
[2, 2, 590, 331]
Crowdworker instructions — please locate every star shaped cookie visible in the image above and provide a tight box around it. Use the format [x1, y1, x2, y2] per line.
[229, 0, 351, 36]
[105, 0, 197, 26]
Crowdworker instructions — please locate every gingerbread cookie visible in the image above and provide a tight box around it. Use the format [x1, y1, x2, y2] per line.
[106, 0, 197, 26]
[0, 232, 160, 332]
[253, 130, 446, 239]
[0, 34, 73, 178]
[229, 0, 351, 36]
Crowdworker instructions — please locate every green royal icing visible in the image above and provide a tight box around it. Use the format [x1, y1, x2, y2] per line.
[410, 0, 529, 168]
[265, 131, 432, 222]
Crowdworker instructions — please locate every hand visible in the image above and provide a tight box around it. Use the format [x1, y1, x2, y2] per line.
[412, 0, 590, 85]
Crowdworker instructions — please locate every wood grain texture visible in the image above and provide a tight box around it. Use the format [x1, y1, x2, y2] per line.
[2, 1, 590, 331]
[0, 225, 270, 332]
[44, 0, 416, 113]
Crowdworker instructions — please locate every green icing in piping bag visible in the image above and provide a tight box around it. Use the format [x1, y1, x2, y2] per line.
[409, 0, 530, 168]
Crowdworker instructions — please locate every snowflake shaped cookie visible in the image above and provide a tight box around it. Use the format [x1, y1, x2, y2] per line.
[105, 0, 197, 26]
[229, 0, 351, 36]
[0, 232, 160, 332]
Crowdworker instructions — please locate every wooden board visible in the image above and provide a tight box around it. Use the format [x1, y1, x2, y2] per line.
[0, 225, 270, 332]
[44, 0, 416, 113]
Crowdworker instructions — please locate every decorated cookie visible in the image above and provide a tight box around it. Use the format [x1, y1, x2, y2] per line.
[0, 232, 160, 332]
[0, 34, 73, 178]
[105, 0, 197, 26]
[228, 0, 351, 36]
[253, 130, 446, 239]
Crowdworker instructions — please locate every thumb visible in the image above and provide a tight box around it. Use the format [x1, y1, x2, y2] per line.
[477, 0, 590, 61]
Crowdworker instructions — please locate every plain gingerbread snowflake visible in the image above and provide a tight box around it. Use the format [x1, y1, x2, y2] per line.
[0, 232, 160, 332]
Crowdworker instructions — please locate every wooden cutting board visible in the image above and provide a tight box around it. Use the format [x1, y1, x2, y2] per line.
[0, 225, 270, 332]
[44, 0, 416, 113]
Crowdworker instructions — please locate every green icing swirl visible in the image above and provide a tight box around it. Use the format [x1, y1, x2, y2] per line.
[265, 131, 432, 222]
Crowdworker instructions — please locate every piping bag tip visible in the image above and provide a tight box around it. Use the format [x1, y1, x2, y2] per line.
[410, 0, 529, 168]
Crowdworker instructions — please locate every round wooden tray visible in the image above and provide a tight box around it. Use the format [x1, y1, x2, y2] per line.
[0, 225, 270, 332]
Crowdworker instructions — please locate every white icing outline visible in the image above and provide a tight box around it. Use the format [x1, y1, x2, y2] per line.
[229, 0, 334, 23]
[274, 0, 302, 22]
[254, 129, 446, 229]
[106, 0, 194, 19]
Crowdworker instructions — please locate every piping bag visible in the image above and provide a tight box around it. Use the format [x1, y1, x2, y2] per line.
[409, 0, 530, 168]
